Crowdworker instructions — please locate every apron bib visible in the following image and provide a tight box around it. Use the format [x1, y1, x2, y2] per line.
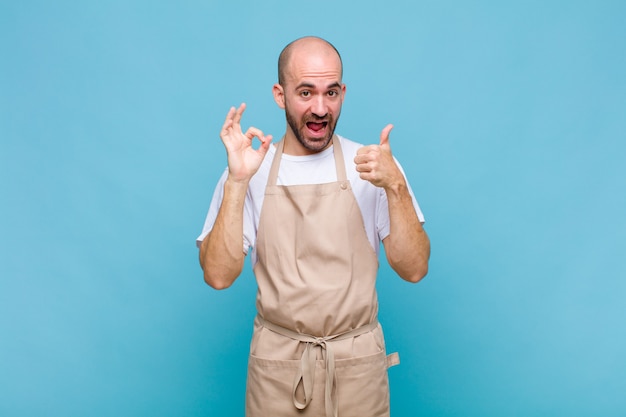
[246, 136, 398, 417]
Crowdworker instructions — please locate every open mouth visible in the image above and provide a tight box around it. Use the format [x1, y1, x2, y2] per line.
[306, 121, 328, 134]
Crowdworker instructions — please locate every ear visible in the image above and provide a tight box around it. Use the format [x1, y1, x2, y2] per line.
[273, 83, 285, 109]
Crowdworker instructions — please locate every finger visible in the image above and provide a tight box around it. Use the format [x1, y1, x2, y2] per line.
[355, 163, 372, 173]
[354, 153, 371, 165]
[257, 134, 273, 156]
[221, 106, 236, 133]
[356, 144, 377, 155]
[380, 124, 393, 147]
[245, 126, 265, 140]
[232, 103, 247, 125]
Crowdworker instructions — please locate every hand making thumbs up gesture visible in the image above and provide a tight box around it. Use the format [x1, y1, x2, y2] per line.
[354, 124, 406, 190]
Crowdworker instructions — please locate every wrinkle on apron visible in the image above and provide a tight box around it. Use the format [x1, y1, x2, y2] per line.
[246, 136, 398, 417]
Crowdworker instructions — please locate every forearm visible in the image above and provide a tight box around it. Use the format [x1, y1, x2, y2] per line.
[383, 183, 430, 283]
[199, 178, 249, 289]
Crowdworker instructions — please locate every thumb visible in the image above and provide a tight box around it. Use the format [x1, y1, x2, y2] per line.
[380, 124, 394, 148]
[258, 134, 273, 155]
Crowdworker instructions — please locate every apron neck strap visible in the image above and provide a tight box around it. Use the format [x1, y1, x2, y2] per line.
[267, 135, 347, 186]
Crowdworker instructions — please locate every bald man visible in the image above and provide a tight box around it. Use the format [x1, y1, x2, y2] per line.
[197, 36, 430, 417]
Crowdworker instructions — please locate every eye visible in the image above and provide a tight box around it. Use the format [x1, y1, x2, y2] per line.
[328, 90, 338, 97]
[300, 90, 311, 97]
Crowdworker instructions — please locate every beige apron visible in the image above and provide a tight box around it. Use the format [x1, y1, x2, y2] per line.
[246, 136, 399, 417]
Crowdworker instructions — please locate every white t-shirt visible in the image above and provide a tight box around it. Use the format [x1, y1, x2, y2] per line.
[196, 135, 425, 265]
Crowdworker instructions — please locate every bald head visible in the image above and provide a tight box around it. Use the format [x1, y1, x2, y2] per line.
[277, 36, 343, 86]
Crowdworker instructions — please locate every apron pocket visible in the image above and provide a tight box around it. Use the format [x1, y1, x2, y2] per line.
[335, 350, 391, 417]
[247, 349, 393, 417]
[246, 354, 325, 417]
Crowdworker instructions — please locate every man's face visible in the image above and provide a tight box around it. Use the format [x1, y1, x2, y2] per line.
[274, 44, 346, 155]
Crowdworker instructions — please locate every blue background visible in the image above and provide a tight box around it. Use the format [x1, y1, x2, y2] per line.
[2, 1, 625, 416]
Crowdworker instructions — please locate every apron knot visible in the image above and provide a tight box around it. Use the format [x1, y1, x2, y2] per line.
[312, 337, 326, 347]
[257, 316, 379, 417]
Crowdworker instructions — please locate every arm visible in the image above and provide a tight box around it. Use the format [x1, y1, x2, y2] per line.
[354, 124, 430, 283]
[199, 103, 272, 289]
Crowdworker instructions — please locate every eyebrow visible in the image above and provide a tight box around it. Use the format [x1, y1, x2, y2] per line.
[295, 82, 342, 90]
[326, 82, 342, 90]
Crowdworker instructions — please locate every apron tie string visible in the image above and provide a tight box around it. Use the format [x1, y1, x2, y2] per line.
[257, 316, 379, 417]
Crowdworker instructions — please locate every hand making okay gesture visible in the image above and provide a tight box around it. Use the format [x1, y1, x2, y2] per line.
[354, 124, 406, 189]
[220, 103, 272, 183]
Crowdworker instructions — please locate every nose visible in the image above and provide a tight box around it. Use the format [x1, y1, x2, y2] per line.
[311, 95, 327, 118]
